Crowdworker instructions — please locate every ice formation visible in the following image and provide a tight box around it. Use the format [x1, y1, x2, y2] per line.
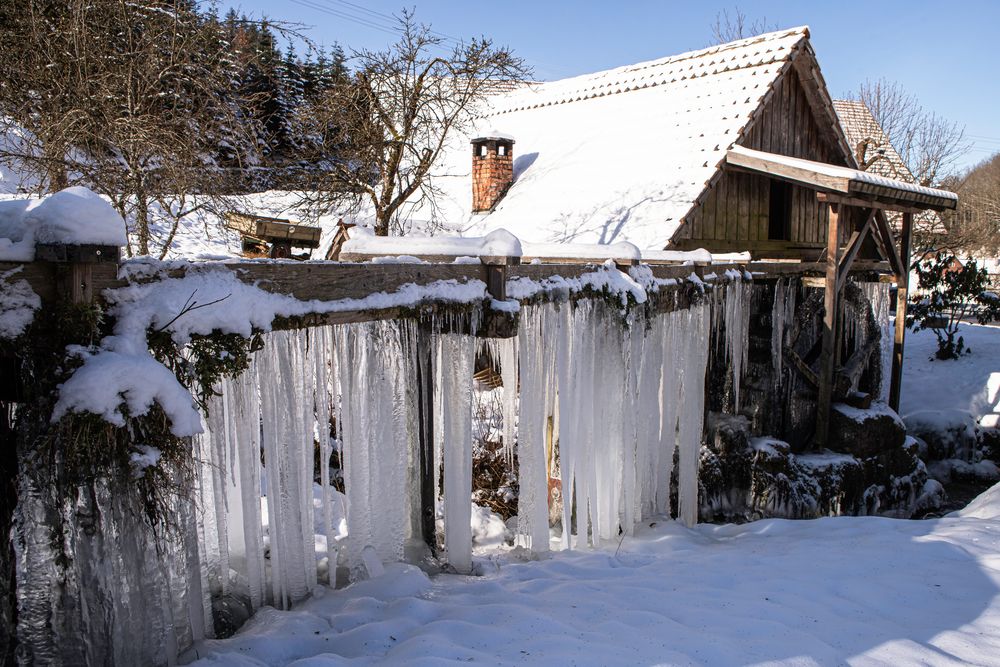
[439, 334, 476, 572]
[862, 282, 893, 401]
[18, 259, 732, 663]
[771, 278, 797, 378]
[512, 298, 713, 549]
[715, 279, 752, 412]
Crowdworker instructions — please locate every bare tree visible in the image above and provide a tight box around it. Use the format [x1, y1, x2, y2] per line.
[942, 153, 1000, 255]
[299, 10, 530, 236]
[710, 7, 778, 44]
[849, 79, 971, 188]
[0, 0, 268, 258]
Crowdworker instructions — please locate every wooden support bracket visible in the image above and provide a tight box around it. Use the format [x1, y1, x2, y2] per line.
[836, 209, 876, 289]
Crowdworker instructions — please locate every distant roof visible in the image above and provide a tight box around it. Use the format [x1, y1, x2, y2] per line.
[445, 26, 814, 250]
[833, 100, 912, 182]
[833, 99, 951, 233]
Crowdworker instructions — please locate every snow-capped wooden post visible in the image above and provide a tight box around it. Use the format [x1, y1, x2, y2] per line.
[889, 212, 914, 411]
[480, 254, 521, 339]
[815, 202, 840, 447]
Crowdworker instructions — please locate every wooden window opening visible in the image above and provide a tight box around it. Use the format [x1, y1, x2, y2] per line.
[768, 179, 792, 241]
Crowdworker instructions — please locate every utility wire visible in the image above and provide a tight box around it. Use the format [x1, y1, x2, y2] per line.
[317, 0, 463, 45]
[290, 0, 461, 54]
[289, 0, 401, 38]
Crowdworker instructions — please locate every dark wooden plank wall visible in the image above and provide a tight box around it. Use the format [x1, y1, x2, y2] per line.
[676, 66, 856, 254]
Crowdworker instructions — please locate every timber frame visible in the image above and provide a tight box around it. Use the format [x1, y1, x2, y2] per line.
[2, 238, 900, 551]
[724, 146, 959, 445]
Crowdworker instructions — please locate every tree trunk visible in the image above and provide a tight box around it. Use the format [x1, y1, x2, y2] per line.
[374, 209, 390, 236]
[132, 172, 150, 256]
[44, 144, 68, 191]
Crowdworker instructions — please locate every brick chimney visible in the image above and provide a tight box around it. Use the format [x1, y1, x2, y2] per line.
[471, 133, 514, 213]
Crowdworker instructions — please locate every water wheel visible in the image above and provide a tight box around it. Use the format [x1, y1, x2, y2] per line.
[781, 280, 884, 447]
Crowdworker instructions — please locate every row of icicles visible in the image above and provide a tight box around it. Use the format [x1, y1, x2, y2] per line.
[192, 298, 724, 618]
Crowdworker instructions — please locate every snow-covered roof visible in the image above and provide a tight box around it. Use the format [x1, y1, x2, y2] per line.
[441, 27, 813, 250]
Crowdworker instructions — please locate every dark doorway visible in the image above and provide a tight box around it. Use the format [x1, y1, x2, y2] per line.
[768, 180, 792, 241]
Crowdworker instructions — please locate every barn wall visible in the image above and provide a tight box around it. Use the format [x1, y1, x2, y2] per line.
[674, 66, 858, 257]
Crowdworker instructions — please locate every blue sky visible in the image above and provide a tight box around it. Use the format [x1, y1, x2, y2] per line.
[230, 0, 998, 170]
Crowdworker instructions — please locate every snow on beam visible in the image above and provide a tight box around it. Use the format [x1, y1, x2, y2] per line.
[726, 145, 958, 212]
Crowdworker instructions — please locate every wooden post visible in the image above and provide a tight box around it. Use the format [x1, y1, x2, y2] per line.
[815, 203, 840, 447]
[35, 243, 119, 305]
[415, 327, 437, 555]
[484, 264, 508, 301]
[889, 212, 913, 412]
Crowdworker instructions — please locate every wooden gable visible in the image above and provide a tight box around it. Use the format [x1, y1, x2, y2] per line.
[670, 53, 866, 259]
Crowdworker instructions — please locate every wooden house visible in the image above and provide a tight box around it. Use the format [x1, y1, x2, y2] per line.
[448, 27, 955, 263]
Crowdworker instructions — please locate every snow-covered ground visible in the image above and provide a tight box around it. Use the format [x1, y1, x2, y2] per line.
[187, 323, 1000, 666]
[901, 321, 1000, 428]
[189, 484, 1000, 666]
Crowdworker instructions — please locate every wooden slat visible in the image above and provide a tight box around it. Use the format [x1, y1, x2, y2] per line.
[700, 181, 716, 240]
[738, 172, 750, 241]
[255, 220, 322, 247]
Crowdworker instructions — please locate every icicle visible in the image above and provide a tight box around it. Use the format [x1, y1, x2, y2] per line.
[257, 329, 314, 606]
[336, 321, 416, 577]
[863, 282, 893, 401]
[771, 278, 786, 377]
[635, 314, 665, 522]
[516, 305, 554, 553]
[656, 312, 679, 517]
[439, 333, 475, 572]
[722, 279, 752, 412]
[678, 303, 710, 527]
[314, 326, 335, 583]
[498, 337, 519, 469]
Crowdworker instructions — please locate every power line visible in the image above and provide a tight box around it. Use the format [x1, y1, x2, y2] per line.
[289, 0, 401, 38]
[318, 0, 463, 45]
[290, 0, 461, 53]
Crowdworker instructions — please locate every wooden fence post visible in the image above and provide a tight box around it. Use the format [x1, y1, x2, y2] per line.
[35, 243, 120, 305]
[889, 212, 913, 412]
[415, 327, 437, 555]
[815, 202, 840, 447]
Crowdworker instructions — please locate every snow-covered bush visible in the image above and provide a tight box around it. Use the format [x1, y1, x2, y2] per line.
[907, 253, 1000, 359]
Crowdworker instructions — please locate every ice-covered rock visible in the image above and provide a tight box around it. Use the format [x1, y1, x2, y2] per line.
[904, 409, 980, 461]
[828, 401, 906, 458]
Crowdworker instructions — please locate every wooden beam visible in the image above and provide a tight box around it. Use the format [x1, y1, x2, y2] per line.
[815, 202, 840, 447]
[817, 191, 940, 216]
[850, 181, 957, 211]
[836, 209, 876, 289]
[889, 212, 914, 412]
[726, 151, 851, 194]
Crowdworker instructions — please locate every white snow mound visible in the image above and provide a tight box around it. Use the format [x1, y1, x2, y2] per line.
[0, 186, 126, 261]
